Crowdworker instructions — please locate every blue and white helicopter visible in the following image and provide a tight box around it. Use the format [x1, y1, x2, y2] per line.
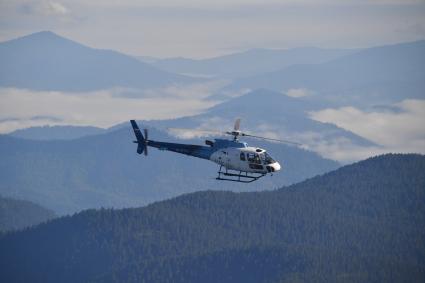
[130, 119, 300, 183]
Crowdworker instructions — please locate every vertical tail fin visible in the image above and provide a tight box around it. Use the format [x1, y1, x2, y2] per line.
[130, 120, 147, 155]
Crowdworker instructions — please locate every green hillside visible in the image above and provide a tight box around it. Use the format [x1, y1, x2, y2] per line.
[0, 154, 424, 282]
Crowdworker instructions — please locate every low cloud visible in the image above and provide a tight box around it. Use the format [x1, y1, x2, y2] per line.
[18, 0, 69, 16]
[168, 116, 232, 139]
[309, 99, 425, 161]
[44, 1, 68, 15]
[299, 135, 386, 163]
[246, 126, 380, 163]
[140, 80, 228, 99]
[0, 87, 217, 133]
[285, 88, 313, 98]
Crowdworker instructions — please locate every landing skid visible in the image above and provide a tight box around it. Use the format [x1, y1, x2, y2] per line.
[216, 166, 265, 183]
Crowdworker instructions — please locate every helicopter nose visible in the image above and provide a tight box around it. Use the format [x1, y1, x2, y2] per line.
[273, 162, 281, 171]
[266, 162, 281, 173]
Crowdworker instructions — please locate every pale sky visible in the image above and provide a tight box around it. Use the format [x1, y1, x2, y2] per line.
[0, 0, 424, 162]
[1, 0, 425, 58]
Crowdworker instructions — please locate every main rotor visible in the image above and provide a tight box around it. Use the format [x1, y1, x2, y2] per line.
[226, 118, 242, 141]
[169, 118, 301, 146]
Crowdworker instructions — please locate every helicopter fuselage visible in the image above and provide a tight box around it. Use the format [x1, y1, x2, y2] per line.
[144, 138, 281, 175]
[208, 140, 281, 174]
[130, 120, 281, 182]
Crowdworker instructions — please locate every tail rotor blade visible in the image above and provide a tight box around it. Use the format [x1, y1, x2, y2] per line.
[234, 118, 241, 131]
[167, 128, 225, 136]
[143, 129, 148, 156]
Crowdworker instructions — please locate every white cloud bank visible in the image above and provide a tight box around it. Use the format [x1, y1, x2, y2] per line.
[309, 99, 425, 161]
[17, 0, 69, 16]
[0, 87, 218, 133]
[285, 88, 313, 98]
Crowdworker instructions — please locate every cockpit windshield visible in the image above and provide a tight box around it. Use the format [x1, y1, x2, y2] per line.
[262, 152, 276, 164]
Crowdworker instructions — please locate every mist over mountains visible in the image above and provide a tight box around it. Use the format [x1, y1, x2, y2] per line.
[2, 32, 423, 217]
[1, 32, 423, 159]
[10, 88, 374, 157]
[0, 31, 423, 207]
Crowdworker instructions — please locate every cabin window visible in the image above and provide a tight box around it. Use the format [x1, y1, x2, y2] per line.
[240, 152, 246, 161]
[247, 153, 261, 164]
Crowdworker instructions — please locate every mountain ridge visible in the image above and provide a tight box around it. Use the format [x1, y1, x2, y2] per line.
[226, 40, 425, 106]
[9, 125, 107, 140]
[146, 46, 358, 78]
[0, 31, 195, 91]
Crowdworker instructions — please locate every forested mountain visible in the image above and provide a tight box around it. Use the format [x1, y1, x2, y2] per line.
[1, 154, 423, 282]
[0, 125, 339, 215]
[0, 31, 193, 91]
[0, 196, 55, 232]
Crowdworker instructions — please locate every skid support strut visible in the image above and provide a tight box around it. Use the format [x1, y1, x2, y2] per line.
[216, 165, 265, 183]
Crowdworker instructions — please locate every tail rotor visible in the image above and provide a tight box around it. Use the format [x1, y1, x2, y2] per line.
[130, 120, 149, 155]
[143, 128, 148, 156]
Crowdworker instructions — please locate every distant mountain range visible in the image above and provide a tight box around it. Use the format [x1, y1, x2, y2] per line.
[0, 124, 339, 215]
[0, 196, 56, 232]
[10, 125, 107, 140]
[1, 154, 423, 282]
[142, 47, 358, 78]
[9, 126, 106, 140]
[9, 89, 374, 156]
[225, 40, 425, 106]
[138, 89, 375, 152]
[0, 31, 194, 91]
[0, 30, 422, 108]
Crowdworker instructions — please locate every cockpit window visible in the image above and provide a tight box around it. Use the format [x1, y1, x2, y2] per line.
[247, 152, 261, 164]
[263, 152, 276, 164]
[240, 152, 246, 161]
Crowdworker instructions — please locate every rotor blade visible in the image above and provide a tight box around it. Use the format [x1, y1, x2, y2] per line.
[234, 118, 241, 131]
[241, 133, 302, 146]
[167, 127, 225, 136]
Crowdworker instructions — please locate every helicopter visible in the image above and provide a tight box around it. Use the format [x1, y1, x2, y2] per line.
[130, 119, 300, 183]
